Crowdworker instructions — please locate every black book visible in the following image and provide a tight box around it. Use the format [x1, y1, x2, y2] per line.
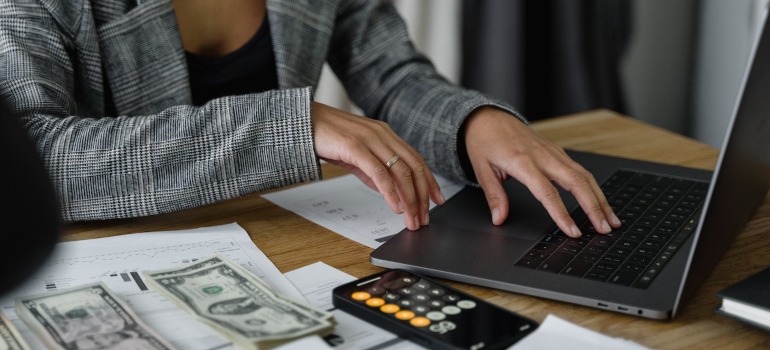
[716, 266, 770, 331]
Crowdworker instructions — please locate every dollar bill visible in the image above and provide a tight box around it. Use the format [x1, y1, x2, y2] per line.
[145, 254, 333, 323]
[143, 255, 334, 349]
[15, 282, 175, 350]
[0, 311, 30, 350]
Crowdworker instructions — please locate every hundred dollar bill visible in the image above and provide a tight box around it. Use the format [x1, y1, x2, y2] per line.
[0, 311, 30, 350]
[145, 254, 333, 323]
[15, 282, 175, 350]
[144, 258, 333, 350]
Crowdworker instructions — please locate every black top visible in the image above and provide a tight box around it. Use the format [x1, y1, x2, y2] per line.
[186, 16, 279, 106]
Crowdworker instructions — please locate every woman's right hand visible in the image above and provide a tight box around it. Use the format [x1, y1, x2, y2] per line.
[311, 102, 445, 231]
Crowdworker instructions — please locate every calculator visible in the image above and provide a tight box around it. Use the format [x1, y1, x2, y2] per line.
[332, 269, 538, 350]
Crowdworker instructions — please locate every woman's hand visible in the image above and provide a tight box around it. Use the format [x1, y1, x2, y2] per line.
[311, 102, 445, 231]
[463, 107, 620, 238]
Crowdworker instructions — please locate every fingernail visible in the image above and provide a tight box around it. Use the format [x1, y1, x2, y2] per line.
[571, 225, 582, 238]
[611, 213, 621, 226]
[422, 212, 430, 225]
[439, 192, 446, 204]
[601, 220, 611, 233]
[397, 201, 405, 213]
[414, 215, 421, 229]
[492, 208, 501, 224]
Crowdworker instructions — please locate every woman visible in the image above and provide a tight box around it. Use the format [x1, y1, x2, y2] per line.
[0, 0, 618, 236]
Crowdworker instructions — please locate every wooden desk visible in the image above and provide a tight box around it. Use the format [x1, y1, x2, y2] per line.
[63, 110, 770, 349]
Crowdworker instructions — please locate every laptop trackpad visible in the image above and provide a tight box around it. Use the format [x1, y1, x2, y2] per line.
[372, 223, 534, 271]
[431, 178, 579, 242]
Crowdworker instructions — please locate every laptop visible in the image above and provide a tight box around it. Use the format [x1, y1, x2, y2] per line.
[371, 14, 770, 319]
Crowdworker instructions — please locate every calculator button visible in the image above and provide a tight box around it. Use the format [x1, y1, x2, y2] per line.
[426, 311, 446, 321]
[380, 304, 400, 313]
[457, 300, 476, 309]
[427, 288, 445, 296]
[367, 287, 385, 295]
[398, 288, 415, 296]
[429, 321, 457, 333]
[395, 310, 415, 320]
[352, 292, 370, 301]
[413, 294, 430, 302]
[398, 299, 414, 308]
[441, 306, 461, 315]
[413, 281, 431, 290]
[428, 300, 444, 308]
[383, 293, 400, 301]
[442, 295, 460, 303]
[402, 277, 415, 284]
[413, 306, 429, 314]
[410, 317, 431, 327]
[366, 298, 385, 307]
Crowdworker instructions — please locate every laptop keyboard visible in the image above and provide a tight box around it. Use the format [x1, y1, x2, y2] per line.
[515, 170, 709, 289]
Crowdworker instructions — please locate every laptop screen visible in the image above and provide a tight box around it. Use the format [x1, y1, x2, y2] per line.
[674, 11, 770, 316]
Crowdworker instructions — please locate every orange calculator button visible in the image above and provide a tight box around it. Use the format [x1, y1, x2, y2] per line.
[395, 310, 415, 320]
[410, 317, 431, 327]
[351, 292, 371, 301]
[380, 304, 400, 314]
[366, 298, 386, 307]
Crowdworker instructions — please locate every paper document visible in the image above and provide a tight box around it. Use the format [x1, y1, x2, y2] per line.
[285, 262, 425, 350]
[0, 223, 302, 350]
[509, 314, 649, 350]
[263, 174, 464, 248]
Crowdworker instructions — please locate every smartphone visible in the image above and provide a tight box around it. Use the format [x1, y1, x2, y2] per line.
[332, 269, 538, 350]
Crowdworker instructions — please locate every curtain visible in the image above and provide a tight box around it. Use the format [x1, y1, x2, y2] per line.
[461, 0, 632, 121]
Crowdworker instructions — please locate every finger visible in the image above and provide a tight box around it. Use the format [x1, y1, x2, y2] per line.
[389, 149, 434, 225]
[343, 146, 406, 217]
[384, 130, 445, 206]
[385, 156, 421, 230]
[475, 165, 509, 225]
[513, 162, 582, 238]
[377, 126, 442, 222]
[583, 169, 620, 228]
[545, 158, 616, 234]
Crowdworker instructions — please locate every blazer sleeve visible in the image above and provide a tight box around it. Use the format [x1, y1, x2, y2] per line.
[326, 0, 529, 185]
[0, 2, 321, 221]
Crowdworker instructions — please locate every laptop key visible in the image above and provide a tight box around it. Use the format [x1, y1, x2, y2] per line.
[628, 254, 652, 265]
[538, 252, 573, 273]
[614, 240, 639, 250]
[525, 251, 548, 260]
[574, 252, 601, 263]
[609, 270, 639, 286]
[585, 269, 611, 282]
[541, 235, 566, 245]
[558, 245, 580, 255]
[585, 246, 608, 256]
[532, 242, 557, 253]
[515, 257, 542, 269]
[562, 260, 593, 277]
[601, 254, 625, 265]
[619, 262, 646, 274]
[595, 262, 619, 273]
[607, 247, 633, 257]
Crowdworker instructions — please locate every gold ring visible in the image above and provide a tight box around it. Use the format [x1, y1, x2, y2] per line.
[386, 155, 400, 169]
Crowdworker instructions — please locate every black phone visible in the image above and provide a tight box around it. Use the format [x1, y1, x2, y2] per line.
[332, 269, 538, 350]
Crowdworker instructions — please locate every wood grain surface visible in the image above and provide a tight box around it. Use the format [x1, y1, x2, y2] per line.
[62, 110, 770, 349]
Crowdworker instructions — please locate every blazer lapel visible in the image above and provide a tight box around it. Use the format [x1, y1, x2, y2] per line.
[97, 0, 191, 115]
[266, 0, 335, 90]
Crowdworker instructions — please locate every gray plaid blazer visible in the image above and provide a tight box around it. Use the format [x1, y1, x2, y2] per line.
[0, 0, 524, 221]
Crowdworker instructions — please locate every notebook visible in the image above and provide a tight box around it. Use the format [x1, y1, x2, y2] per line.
[371, 13, 770, 319]
[717, 265, 770, 331]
